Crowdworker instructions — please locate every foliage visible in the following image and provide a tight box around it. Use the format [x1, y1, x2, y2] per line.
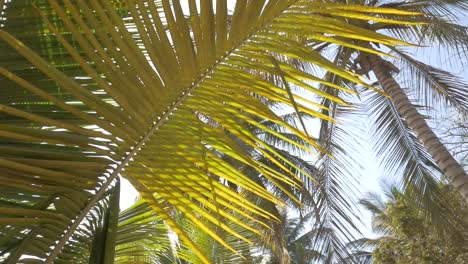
[313, 0, 468, 227]
[0, 0, 466, 263]
[362, 185, 468, 264]
[434, 110, 468, 170]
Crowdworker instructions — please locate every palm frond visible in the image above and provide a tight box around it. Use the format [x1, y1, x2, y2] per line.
[334, 237, 377, 264]
[53, 180, 120, 264]
[363, 89, 463, 231]
[375, 0, 468, 53]
[0, 0, 418, 262]
[115, 201, 174, 264]
[391, 48, 468, 111]
[312, 90, 366, 262]
[291, 45, 367, 263]
[359, 192, 394, 235]
[252, 112, 321, 157]
[175, 206, 260, 264]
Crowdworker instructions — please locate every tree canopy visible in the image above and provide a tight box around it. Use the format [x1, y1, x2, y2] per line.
[361, 185, 468, 264]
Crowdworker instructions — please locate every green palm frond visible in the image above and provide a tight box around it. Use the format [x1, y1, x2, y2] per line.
[54, 180, 120, 264]
[263, 210, 326, 263]
[0, 0, 419, 262]
[339, 252, 373, 264]
[254, 149, 319, 208]
[374, 0, 468, 51]
[335, 237, 376, 264]
[391, 48, 468, 111]
[359, 192, 394, 236]
[313, 103, 365, 262]
[289, 46, 367, 263]
[410, 0, 468, 19]
[175, 207, 260, 264]
[115, 201, 174, 264]
[288, 234, 324, 263]
[363, 89, 462, 230]
[256, 112, 318, 156]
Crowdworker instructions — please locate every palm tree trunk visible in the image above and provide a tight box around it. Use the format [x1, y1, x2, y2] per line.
[361, 53, 468, 201]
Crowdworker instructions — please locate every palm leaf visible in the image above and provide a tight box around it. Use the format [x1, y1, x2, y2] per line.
[363, 88, 462, 230]
[313, 103, 366, 263]
[115, 201, 174, 264]
[270, 45, 368, 263]
[374, 0, 468, 53]
[54, 191, 174, 264]
[359, 192, 394, 236]
[175, 201, 261, 264]
[54, 180, 120, 264]
[0, 0, 417, 262]
[390, 48, 468, 111]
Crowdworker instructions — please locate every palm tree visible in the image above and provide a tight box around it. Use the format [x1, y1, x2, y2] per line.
[0, 1, 417, 263]
[320, 0, 468, 200]
[358, 50, 468, 199]
[358, 184, 468, 263]
[298, 1, 468, 257]
[256, 210, 323, 264]
[257, 209, 373, 264]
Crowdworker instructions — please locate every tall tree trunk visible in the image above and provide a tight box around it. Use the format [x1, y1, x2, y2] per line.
[360, 53, 468, 201]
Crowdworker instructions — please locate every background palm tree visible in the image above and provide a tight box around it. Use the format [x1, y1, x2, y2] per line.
[358, 184, 468, 263]
[309, 0, 468, 229]
[259, 210, 325, 264]
[339, 0, 468, 199]
[280, 1, 468, 259]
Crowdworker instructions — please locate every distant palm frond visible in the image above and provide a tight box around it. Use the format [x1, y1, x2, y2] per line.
[363, 89, 462, 231]
[392, 48, 468, 111]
